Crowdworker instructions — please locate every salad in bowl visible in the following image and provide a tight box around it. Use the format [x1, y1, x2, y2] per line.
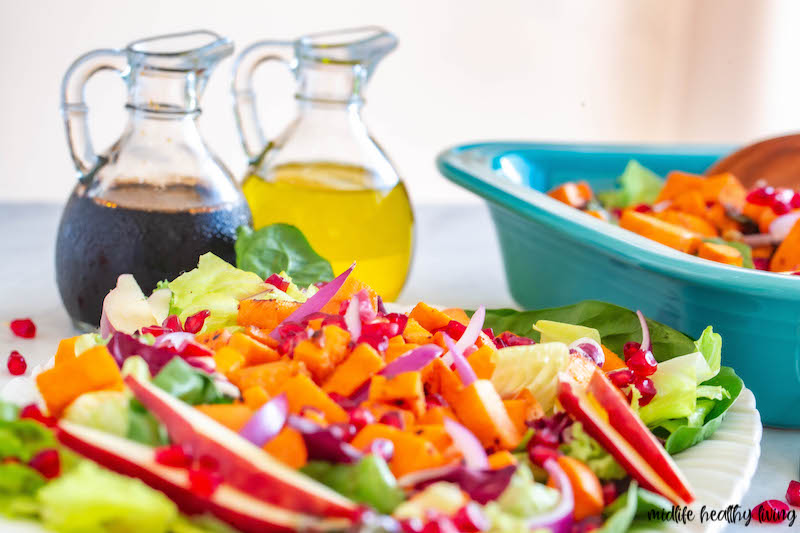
[0, 226, 744, 532]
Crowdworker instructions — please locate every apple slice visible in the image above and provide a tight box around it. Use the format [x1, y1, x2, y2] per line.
[124, 375, 357, 518]
[100, 274, 160, 337]
[587, 371, 694, 504]
[557, 374, 692, 505]
[57, 421, 350, 533]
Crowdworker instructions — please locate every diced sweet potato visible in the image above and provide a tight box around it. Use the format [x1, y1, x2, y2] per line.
[213, 346, 245, 375]
[442, 308, 470, 326]
[417, 406, 457, 425]
[195, 404, 253, 431]
[412, 424, 452, 453]
[402, 318, 432, 345]
[320, 276, 378, 314]
[323, 343, 385, 397]
[293, 340, 333, 382]
[655, 171, 705, 203]
[697, 241, 743, 267]
[228, 359, 308, 396]
[321, 325, 351, 366]
[655, 211, 717, 238]
[228, 332, 280, 366]
[195, 328, 232, 351]
[422, 358, 464, 407]
[242, 386, 270, 410]
[237, 299, 300, 332]
[600, 345, 627, 372]
[409, 303, 452, 332]
[770, 218, 800, 271]
[351, 423, 443, 477]
[363, 402, 416, 428]
[758, 208, 779, 234]
[467, 344, 497, 380]
[54, 337, 78, 365]
[385, 343, 418, 363]
[702, 173, 747, 210]
[369, 371, 426, 417]
[548, 181, 593, 208]
[263, 427, 307, 469]
[452, 380, 521, 451]
[668, 190, 708, 218]
[487, 450, 518, 470]
[278, 374, 348, 423]
[619, 210, 701, 254]
[707, 203, 741, 233]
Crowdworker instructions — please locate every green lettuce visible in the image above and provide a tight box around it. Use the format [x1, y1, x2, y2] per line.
[165, 253, 268, 331]
[597, 160, 664, 209]
[560, 423, 626, 481]
[533, 320, 601, 344]
[62, 391, 130, 437]
[695, 326, 722, 376]
[235, 224, 334, 287]
[491, 342, 571, 412]
[602, 482, 672, 531]
[153, 358, 231, 406]
[484, 464, 559, 531]
[0, 419, 56, 462]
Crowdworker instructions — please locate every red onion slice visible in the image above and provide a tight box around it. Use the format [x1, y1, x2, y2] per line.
[740, 233, 779, 247]
[456, 306, 486, 353]
[527, 458, 574, 533]
[269, 263, 355, 339]
[636, 310, 650, 353]
[443, 333, 477, 386]
[770, 211, 800, 241]
[343, 293, 362, 340]
[568, 338, 604, 368]
[444, 418, 488, 469]
[239, 393, 288, 446]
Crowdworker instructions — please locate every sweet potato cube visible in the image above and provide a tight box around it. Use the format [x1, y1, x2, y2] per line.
[229, 332, 280, 366]
[351, 423, 443, 477]
[417, 406, 457, 425]
[707, 203, 741, 233]
[619, 210, 701, 254]
[385, 342, 418, 363]
[242, 386, 270, 410]
[54, 337, 78, 365]
[600, 345, 627, 372]
[548, 181, 592, 208]
[468, 344, 497, 380]
[195, 328, 232, 351]
[655, 171, 705, 203]
[697, 241, 743, 267]
[36, 345, 123, 417]
[213, 346, 246, 375]
[279, 374, 348, 423]
[702, 173, 747, 210]
[369, 371, 426, 417]
[323, 343, 385, 397]
[320, 276, 378, 314]
[228, 359, 308, 396]
[442, 308, 470, 325]
[668, 190, 708, 218]
[656, 211, 717, 238]
[263, 427, 307, 469]
[771, 218, 800, 271]
[422, 358, 464, 407]
[409, 302, 452, 332]
[293, 340, 333, 382]
[402, 318, 432, 345]
[412, 424, 452, 453]
[195, 404, 253, 431]
[487, 450, 518, 470]
[453, 380, 521, 451]
[237, 299, 300, 332]
[322, 325, 351, 366]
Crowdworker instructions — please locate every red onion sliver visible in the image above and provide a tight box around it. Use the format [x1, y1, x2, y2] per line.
[741, 233, 779, 247]
[344, 293, 362, 340]
[455, 306, 486, 353]
[444, 418, 488, 469]
[527, 458, 574, 533]
[770, 211, 800, 241]
[239, 393, 288, 446]
[349, 344, 443, 404]
[444, 333, 477, 386]
[636, 310, 650, 353]
[269, 263, 355, 339]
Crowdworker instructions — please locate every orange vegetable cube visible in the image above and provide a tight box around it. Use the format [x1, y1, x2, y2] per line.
[320, 276, 378, 314]
[771, 218, 800, 271]
[453, 380, 521, 451]
[619, 210, 701, 254]
[36, 345, 123, 417]
[697, 241, 744, 267]
[363, 402, 416, 428]
[442, 308, 470, 326]
[668, 190, 708, 218]
[237, 299, 300, 332]
[263, 427, 307, 469]
[213, 346, 245, 375]
[54, 336, 78, 365]
[655, 211, 717, 238]
[487, 450, 518, 470]
[195, 328, 232, 351]
[547, 455, 604, 521]
[422, 358, 464, 407]
[293, 340, 333, 382]
[228, 359, 309, 396]
[369, 371, 426, 417]
[323, 343, 385, 397]
[242, 386, 270, 410]
[351, 423, 443, 477]
[402, 318, 432, 345]
[702, 173, 747, 210]
[195, 404, 253, 431]
[229, 332, 280, 366]
[417, 406, 457, 425]
[707, 203, 741, 233]
[279, 374, 348, 423]
[385, 343, 418, 363]
[655, 171, 705, 203]
[409, 303, 452, 332]
[468, 344, 497, 380]
[243, 325, 280, 350]
[600, 345, 627, 372]
[547, 181, 592, 208]
[758, 208, 779, 235]
[322, 325, 351, 366]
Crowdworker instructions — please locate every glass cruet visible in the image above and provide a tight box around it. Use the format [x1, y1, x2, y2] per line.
[56, 30, 251, 330]
[233, 26, 414, 301]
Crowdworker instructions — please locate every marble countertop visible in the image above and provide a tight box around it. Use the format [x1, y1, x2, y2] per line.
[0, 202, 796, 532]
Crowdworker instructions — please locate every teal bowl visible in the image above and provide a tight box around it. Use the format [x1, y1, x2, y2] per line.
[437, 142, 799, 428]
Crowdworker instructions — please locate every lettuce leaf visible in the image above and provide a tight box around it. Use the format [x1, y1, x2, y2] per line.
[0, 419, 56, 462]
[560, 423, 626, 481]
[694, 326, 722, 376]
[62, 391, 130, 437]
[165, 253, 268, 331]
[235, 224, 334, 287]
[152, 358, 231, 406]
[490, 343, 571, 412]
[596, 160, 664, 209]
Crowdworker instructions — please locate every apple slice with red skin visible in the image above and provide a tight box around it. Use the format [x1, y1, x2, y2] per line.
[124, 375, 357, 519]
[557, 373, 693, 505]
[57, 421, 350, 533]
[587, 370, 694, 504]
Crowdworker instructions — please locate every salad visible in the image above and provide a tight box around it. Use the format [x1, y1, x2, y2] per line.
[0, 225, 743, 533]
[547, 160, 800, 273]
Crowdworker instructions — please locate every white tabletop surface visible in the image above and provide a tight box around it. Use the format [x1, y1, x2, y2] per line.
[0, 201, 797, 532]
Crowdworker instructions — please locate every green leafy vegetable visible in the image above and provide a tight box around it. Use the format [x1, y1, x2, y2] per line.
[0, 401, 19, 422]
[490, 342, 571, 413]
[62, 390, 130, 437]
[560, 423, 626, 480]
[600, 482, 638, 532]
[236, 224, 334, 287]
[597, 160, 664, 209]
[0, 419, 56, 462]
[479, 301, 696, 360]
[702, 238, 755, 269]
[152, 358, 231, 406]
[533, 320, 601, 344]
[694, 326, 722, 376]
[301, 455, 404, 513]
[127, 401, 169, 446]
[655, 367, 743, 454]
[638, 352, 703, 426]
[0, 462, 46, 495]
[165, 253, 268, 332]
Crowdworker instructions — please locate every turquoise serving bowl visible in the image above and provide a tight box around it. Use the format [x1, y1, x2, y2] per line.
[437, 142, 799, 428]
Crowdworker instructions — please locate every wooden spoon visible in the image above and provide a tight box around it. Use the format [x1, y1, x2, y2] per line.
[705, 133, 800, 188]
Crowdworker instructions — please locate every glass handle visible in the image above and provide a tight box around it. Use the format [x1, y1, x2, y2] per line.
[232, 40, 296, 163]
[60, 49, 128, 182]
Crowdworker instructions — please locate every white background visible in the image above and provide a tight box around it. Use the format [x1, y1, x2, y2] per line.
[2, 0, 800, 205]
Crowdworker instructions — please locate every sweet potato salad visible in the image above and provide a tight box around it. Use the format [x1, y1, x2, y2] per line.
[1, 236, 743, 532]
[547, 160, 800, 273]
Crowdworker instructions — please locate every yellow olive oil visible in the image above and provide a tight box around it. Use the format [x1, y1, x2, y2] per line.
[242, 162, 414, 300]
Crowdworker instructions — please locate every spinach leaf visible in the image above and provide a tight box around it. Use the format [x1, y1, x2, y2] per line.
[656, 366, 743, 454]
[600, 482, 638, 532]
[235, 224, 333, 287]
[152, 358, 231, 406]
[702, 238, 754, 268]
[480, 301, 696, 360]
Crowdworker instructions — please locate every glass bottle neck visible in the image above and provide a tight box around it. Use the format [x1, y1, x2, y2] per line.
[126, 69, 203, 115]
[296, 63, 368, 104]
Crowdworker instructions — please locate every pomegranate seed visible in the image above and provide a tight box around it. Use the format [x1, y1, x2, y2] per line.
[141, 325, 169, 337]
[633, 204, 652, 213]
[493, 331, 535, 348]
[400, 518, 425, 533]
[531, 428, 560, 448]
[19, 404, 56, 427]
[28, 449, 60, 479]
[747, 186, 775, 205]
[197, 454, 220, 472]
[422, 516, 459, 533]
[753, 499, 791, 523]
[183, 310, 210, 334]
[626, 349, 657, 377]
[786, 480, 800, 507]
[633, 376, 657, 406]
[349, 407, 375, 431]
[368, 438, 395, 462]
[482, 328, 495, 339]
[154, 445, 193, 468]
[602, 483, 618, 506]
[362, 321, 400, 339]
[265, 274, 290, 292]
[452, 503, 490, 532]
[772, 200, 792, 215]
[384, 313, 409, 335]
[188, 468, 222, 498]
[608, 369, 635, 388]
[528, 444, 561, 467]
[162, 315, 183, 332]
[623, 342, 641, 360]
[379, 411, 406, 430]
[358, 333, 389, 353]
[10, 318, 36, 339]
[791, 193, 800, 209]
[437, 320, 466, 341]
[7, 351, 27, 375]
[753, 257, 770, 270]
